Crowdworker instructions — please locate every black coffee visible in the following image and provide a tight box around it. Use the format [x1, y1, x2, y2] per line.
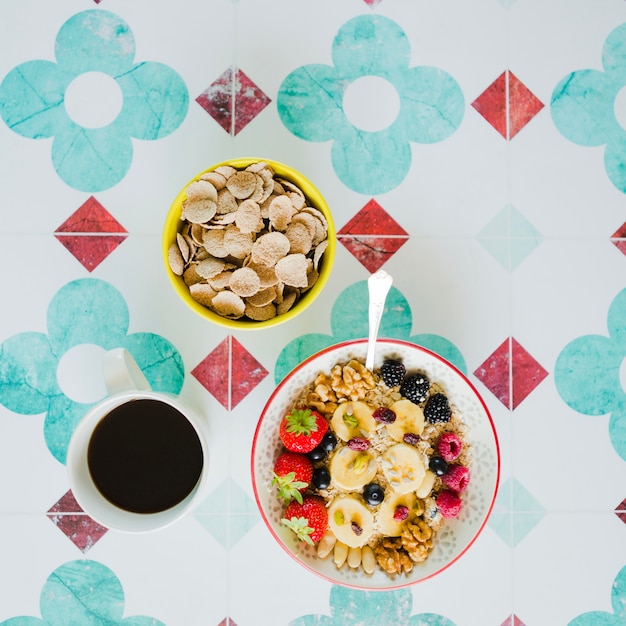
[87, 398, 204, 514]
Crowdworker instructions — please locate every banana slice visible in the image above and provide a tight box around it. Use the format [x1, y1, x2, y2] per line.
[331, 401, 377, 442]
[415, 469, 436, 499]
[328, 495, 375, 547]
[377, 492, 417, 537]
[381, 443, 426, 495]
[386, 399, 425, 442]
[330, 446, 377, 491]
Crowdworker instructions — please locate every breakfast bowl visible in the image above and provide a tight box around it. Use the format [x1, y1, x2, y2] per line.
[162, 158, 336, 329]
[251, 338, 500, 589]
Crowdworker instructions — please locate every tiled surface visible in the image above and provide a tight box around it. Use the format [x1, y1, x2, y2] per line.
[1, 0, 625, 624]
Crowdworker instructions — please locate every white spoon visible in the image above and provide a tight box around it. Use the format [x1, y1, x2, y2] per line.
[365, 269, 394, 371]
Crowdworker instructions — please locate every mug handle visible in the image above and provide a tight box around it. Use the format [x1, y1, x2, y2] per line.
[103, 348, 151, 395]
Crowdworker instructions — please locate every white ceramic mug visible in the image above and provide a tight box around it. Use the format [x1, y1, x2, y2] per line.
[67, 348, 210, 533]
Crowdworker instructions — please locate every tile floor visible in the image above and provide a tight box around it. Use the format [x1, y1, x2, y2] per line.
[1, 0, 625, 624]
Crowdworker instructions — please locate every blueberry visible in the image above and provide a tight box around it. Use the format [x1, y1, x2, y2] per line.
[307, 445, 326, 462]
[321, 432, 337, 451]
[363, 483, 385, 506]
[312, 467, 331, 490]
[429, 456, 448, 476]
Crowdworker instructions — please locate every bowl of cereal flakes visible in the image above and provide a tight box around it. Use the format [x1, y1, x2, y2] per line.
[163, 158, 335, 328]
[251, 338, 500, 589]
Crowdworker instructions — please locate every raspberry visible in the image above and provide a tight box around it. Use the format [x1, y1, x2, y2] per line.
[441, 465, 470, 493]
[424, 393, 451, 423]
[400, 372, 430, 404]
[372, 407, 396, 424]
[381, 359, 406, 387]
[437, 431, 462, 461]
[436, 489, 462, 518]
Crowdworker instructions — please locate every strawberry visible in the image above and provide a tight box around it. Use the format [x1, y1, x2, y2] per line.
[279, 407, 328, 453]
[272, 452, 313, 504]
[281, 495, 328, 545]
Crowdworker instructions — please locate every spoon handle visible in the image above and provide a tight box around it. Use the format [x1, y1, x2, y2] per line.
[365, 270, 393, 371]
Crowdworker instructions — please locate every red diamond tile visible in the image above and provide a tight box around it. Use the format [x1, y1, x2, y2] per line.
[47, 490, 109, 552]
[231, 337, 269, 407]
[196, 66, 271, 136]
[616, 497, 626, 524]
[192, 336, 268, 410]
[474, 337, 548, 409]
[611, 222, 626, 256]
[362, 0, 383, 5]
[218, 619, 239, 626]
[55, 196, 127, 271]
[55, 235, 127, 271]
[48, 489, 84, 514]
[338, 199, 409, 272]
[56, 196, 126, 233]
[472, 70, 544, 140]
[340, 236, 408, 273]
[193, 338, 229, 408]
[500, 616, 526, 626]
[339, 200, 408, 237]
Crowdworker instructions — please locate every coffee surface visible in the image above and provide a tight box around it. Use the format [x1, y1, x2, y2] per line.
[87, 398, 204, 514]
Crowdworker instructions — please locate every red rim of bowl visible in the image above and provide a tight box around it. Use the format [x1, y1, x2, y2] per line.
[251, 338, 501, 590]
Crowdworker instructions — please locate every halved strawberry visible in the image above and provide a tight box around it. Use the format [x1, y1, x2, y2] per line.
[272, 452, 313, 504]
[279, 407, 328, 453]
[281, 495, 328, 544]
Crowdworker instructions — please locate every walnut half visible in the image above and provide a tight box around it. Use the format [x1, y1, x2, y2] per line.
[373, 538, 414, 575]
[401, 519, 434, 564]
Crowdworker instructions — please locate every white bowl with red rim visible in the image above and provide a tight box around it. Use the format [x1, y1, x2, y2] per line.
[251, 338, 500, 589]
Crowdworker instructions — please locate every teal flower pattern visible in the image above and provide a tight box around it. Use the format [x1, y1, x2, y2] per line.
[0, 10, 188, 192]
[275, 280, 465, 383]
[0, 278, 184, 464]
[555, 288, 626, 461]
[568, 564, 626, 625]
[551, 22, 626, 193]
[0, 559, 165, 625]
[277, 15, 464, 195]
[290, 586, 455, 626]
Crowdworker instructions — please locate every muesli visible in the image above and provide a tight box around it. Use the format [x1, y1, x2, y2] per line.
[272, 357, 472, 577]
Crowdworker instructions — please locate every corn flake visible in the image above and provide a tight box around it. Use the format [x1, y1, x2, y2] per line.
[169, 161, 330, 322]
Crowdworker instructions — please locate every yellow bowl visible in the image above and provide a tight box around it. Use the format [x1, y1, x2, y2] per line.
[162, 158, 336, 330]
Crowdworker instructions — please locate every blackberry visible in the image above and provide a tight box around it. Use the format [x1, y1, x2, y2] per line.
[400, 372, 430, 404]
[380, 359, 406, 387]
[424, 393, 451, 423]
